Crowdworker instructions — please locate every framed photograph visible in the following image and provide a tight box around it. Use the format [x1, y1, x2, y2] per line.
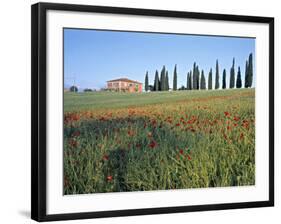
[31, 2, 274, 222]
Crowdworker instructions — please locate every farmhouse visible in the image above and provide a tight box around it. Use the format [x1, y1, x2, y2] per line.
[106, 78, 142, 93]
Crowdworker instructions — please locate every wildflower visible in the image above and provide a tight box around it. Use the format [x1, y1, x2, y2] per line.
[151, 119, 157, 126]
[127, 130, 134, 137]
[187, 155, 192, 161]
[99, 116, 106, 121]
[147, 132, 153, 138]
[102, 154, 109, 161]
[179, 149, 184, 155]
[224, 111, 230, 117]
[107, 175, 113, 181]
[223, 133, 228, 140]
[240, 133, 244, 140]
[149, 140, 157, 149]
[242, 120, 250, 129]
[68, 139, 78, 148]
[233, 116, 240, 121]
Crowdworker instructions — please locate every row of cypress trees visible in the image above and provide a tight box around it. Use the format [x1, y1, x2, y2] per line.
[144, 53, 253, 91]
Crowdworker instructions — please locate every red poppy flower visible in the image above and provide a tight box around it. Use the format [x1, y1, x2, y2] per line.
[99, 116, 106, 121]
[224, 111, 230, 117]
[179, 149, 184, 155]
[151, 120, 157, 126]
[149, 140, 157, 149]
[242, 120, 250, 129]
[187, 155, 192, 161]
[175, 123, 180, 127]
[68, 139, 78, 148]
[240, 133, 244, 140]
[102, 154, 109, 161]
[107, 175, 113, 181]
[127, 130, 134, 137]
[233, 116, 240, 121]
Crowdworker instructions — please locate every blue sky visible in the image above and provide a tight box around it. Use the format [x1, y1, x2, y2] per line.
[64, 28, 255, 90]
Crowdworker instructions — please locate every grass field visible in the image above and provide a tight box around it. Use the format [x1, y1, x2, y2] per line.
[63, 89, 255, 195]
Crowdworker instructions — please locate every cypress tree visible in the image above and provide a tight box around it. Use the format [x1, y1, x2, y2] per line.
[215, 60, 219, 89]
[196, 66, 200, 90]
[229, 58, 235, 88]
[154, 70, 160, 91]
[248, 53, 253, 87]
[192, 63, 197, 90]
[200, 70, 206, 90]
[236, 66, 242, 88]
[186, 72, 190, 90]
[145, 71, 149, 92]
[208, 68, 212, 90]
[173, 64, 177, 91]
[222, 69, 226, 89]
[160, 66, 166, 91]
[165, 71, 169, 90]
[244, 60, 249, 88]
[189, 70, 192, 90]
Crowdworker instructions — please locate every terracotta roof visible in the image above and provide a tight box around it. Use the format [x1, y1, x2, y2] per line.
[107, 78, 142, 84]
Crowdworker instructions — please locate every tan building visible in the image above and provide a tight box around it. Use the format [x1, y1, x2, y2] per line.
[106, 78, 142, 93]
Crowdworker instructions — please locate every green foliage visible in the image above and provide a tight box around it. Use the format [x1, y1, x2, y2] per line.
[173, 64, 177, 91]
[148, 85, 154, 91]
[178, 85, 186, 90]
[186, 72, 190, 90]
[200, 70, 206, 90]
[186, 71, 192, 90]
[196, 66, 200, 90]
[229, 58, 235, 89]
[70, 85, 78, 92]
[215, 60, 220, 89]
[208, 68, 212, 90]
[145, 71, 149, 92]
[192, 63, 197, 90]
[154, 70, 160, 91]
[160, 66, 166, 91]
[135, 84, 139, 92]
[189, 71, 192, 90]
[84, 88, 92, 92]
[192, 63, 200, 90]
[236, 66, 242, 88]
[244, 60, 249, 88]
[248, 53, 253, 87]
[165, 71, 169, 91]
[222, 69, 226, 89]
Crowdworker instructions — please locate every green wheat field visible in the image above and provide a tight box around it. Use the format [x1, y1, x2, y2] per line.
[63, 89, 255, 195]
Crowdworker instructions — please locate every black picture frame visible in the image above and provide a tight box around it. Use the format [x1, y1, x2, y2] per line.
[31, 2, 274, 222]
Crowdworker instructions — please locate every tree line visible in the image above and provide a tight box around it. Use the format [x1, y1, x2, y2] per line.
[144, 53, 253, 91]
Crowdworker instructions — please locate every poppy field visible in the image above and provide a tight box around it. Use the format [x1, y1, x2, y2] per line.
[63, 89, 255, 195]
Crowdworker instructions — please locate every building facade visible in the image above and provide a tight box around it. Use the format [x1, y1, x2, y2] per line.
[106, 78, 142, 93]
